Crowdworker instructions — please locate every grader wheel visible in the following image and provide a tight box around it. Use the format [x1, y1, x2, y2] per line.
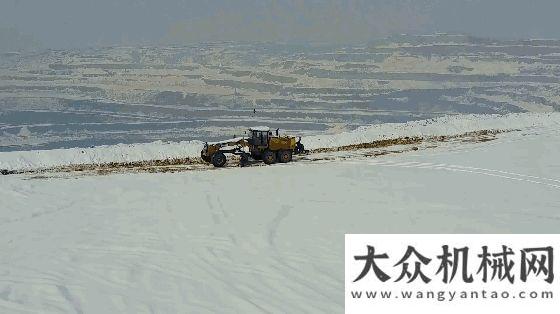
[277, 150, 292, 163]
[240, 153, 249, 167]
[211, 152, 227, 167]
[262, 150, 277, 165]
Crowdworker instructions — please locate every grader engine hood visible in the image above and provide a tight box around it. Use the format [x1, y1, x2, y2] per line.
[268, 136, 296, 151]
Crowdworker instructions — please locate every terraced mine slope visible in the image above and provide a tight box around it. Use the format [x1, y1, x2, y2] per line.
[2, 34, 560, 151]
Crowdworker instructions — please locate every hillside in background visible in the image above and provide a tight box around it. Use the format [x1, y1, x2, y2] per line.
[1, 34, 560, 151]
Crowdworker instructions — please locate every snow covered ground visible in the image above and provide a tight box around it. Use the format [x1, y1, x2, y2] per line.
[1, 113, 559, 312]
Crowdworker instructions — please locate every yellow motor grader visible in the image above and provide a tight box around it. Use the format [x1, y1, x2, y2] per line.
[201, 127, 306, 167]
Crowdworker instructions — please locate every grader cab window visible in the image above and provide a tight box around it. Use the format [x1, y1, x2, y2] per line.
[253, 131, 268, 146]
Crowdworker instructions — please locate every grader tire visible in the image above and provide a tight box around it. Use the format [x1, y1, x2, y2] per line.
[262, 150, 277, 165]
[211, 152, 227, 167]
[277, 150, 292, 163]
[240, 153, 249, 167]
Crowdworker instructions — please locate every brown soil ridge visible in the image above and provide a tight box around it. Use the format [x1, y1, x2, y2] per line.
[310, 137, 423, 154]
[310, 129, 510, 154]
[2, 128, 514, 176]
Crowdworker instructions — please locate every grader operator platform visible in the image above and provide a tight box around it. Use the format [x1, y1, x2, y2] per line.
[201, 127, 306, 167]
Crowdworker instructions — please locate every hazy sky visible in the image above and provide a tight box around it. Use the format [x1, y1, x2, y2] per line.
[2, 0, 560, 50]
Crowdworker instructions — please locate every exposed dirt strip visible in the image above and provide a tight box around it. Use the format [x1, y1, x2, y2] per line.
[1, 129, 513, 178]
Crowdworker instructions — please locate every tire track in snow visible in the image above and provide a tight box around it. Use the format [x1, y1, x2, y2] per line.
[205, 193, 238, 245]
[267, 205, 292, 247]
[263, 205, 341, 310]
[447, 164, 560, 184]
[356, 160, 560, 189]
[56, 285, 83, 314]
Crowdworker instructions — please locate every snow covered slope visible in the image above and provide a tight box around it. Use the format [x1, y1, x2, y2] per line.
[303, 112, 560, 149]
[0, 140, 204, 172]
[0, 114, 559, 312]
[1, 113, 559, 172]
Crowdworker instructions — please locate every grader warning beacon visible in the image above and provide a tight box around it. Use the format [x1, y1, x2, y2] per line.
[201, 127, 306, 167]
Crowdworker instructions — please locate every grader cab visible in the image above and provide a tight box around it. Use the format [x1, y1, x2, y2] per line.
[201, 127, 306, 167]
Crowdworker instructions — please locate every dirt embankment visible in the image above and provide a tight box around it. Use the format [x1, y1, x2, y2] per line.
[310, 129, 508, 154]
[2, 129, 512, 177]
[310, 137, 423, 154]
[2, 157, 205, 176]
